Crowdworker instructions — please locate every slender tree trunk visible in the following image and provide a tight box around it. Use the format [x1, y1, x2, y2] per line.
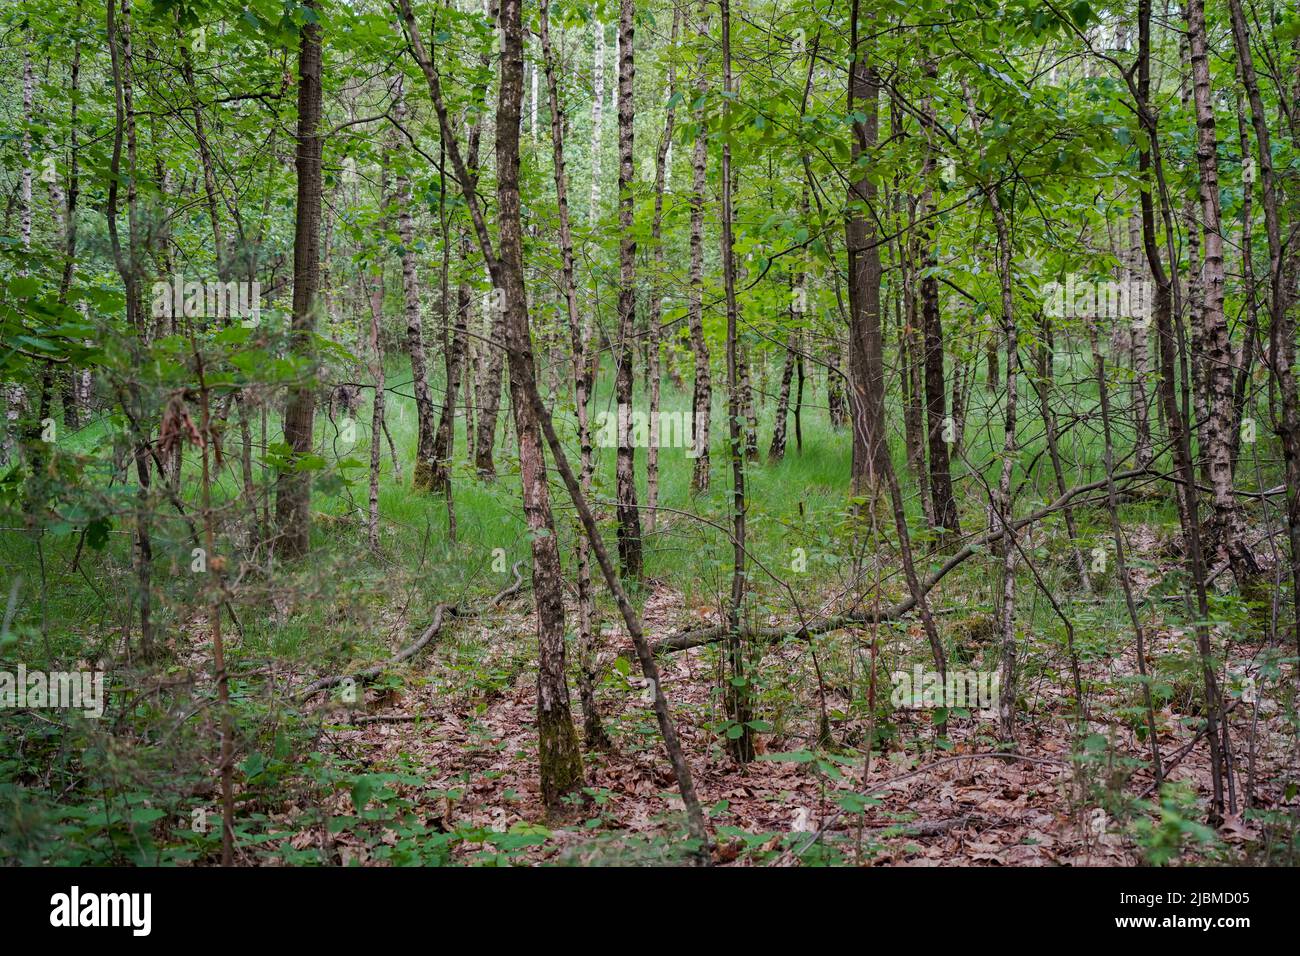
[432, 95, 481, 496]
[769, 329, 797, 462]
[1179, 30, 1209, 458]
[589, 19, 605, 225]
[1136, 0, 1228, 818]
[1089, 320, 1163, 781]
[1227, 96, 1259, 478]
[918, 61, 959, 542]
[474, 299, 505, 477]
[539, 0, 609, 750]
[21, 49, 32, 258]
[614, 0, 642, 580]
[1227, 0, 1300, 659]
[1130, 207, 1154, 468]
[720, 0, 753, 764]
[463, 310, 477, 465]
[992, 198, 1019, 744]
[827, 343, 848, 427]
[944, 357, 963, 454]
[500, 0, 584, 810]
[56, 34, 82, 431]
[963, 78, 1020, 741]
[984, 332, 1000, 391]
[739, 340, 759, 462]
[192, 349, 234, 865]
[845, 1, 889, 495]
[900, 234, 931, 523]
[794, 340, 805, 452]
[19, 45, 43, 489]
[687, 27, 712, 494]
[645, 12, 678, 534]
[430, 243, 468, 496]
[1186, 0, 1257, 583]
[398, 0, 584, 811]
[106, 0, 154, 657]
[1034, 317, 1092, 592]
[274, 0, 323, 559]
[366, 274, 385, 552]
[394, 95, 438, 492]
[466, 19, 503, 481]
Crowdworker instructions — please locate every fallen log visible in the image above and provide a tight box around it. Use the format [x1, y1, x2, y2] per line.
[295, 560, 526, 700]
[654, 468, 1151, 654]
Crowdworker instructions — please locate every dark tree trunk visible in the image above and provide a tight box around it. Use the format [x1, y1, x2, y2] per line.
[845, 3, 889, 494]
[495, 0, 584, 810]
[274, 0, 323, 559]
[918, 62, 959, 541]
[106, 0, 154, 657]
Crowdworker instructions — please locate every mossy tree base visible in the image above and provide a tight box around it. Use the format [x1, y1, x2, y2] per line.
[411, 459, 435, 492]
[539, 704, 585, 815]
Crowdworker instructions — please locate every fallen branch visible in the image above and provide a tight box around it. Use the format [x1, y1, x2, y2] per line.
[334, 713, 432, 725]
[657, 468, 1151, 654]
[295, 561, 526, 701]
[295, 603, 450, 700]
[1137, 700, 1244, 799]
[829, 812, 984, 837]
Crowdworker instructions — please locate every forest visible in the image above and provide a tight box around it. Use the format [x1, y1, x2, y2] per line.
[0, 0, 1297, 870]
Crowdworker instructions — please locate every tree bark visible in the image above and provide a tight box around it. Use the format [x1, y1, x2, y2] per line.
[769, 329, 797, 462]
[589, 19, 605, 225]
[106, 0, 154, 657]
[496, 0, 584, 807]
[720, 0, 753, 764]
[398, 0, 584, 810]
[430, 240, 468, 496]
[845, 1, 889, 494]
[1186, 0, 1258, 583]
[393, 93, 438, 492]
[365, 274, 385, 552]
[687, 14, 712, 493]
[1227, 0, 1300, 658]
[1136, 0, 1228, 818]
[645, 10, 678, 534]
[539, 0, 609, 750]
[614, 0, 643, 580]
[274, 0, 323, 559]
[918, 61, 959, 542]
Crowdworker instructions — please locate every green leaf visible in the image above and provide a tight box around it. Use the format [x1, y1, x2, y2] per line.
[85, 518, 111, 550]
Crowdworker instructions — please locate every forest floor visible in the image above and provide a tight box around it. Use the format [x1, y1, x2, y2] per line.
[286, 517, 1297, 867]
[7, 361, 1299, 866]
